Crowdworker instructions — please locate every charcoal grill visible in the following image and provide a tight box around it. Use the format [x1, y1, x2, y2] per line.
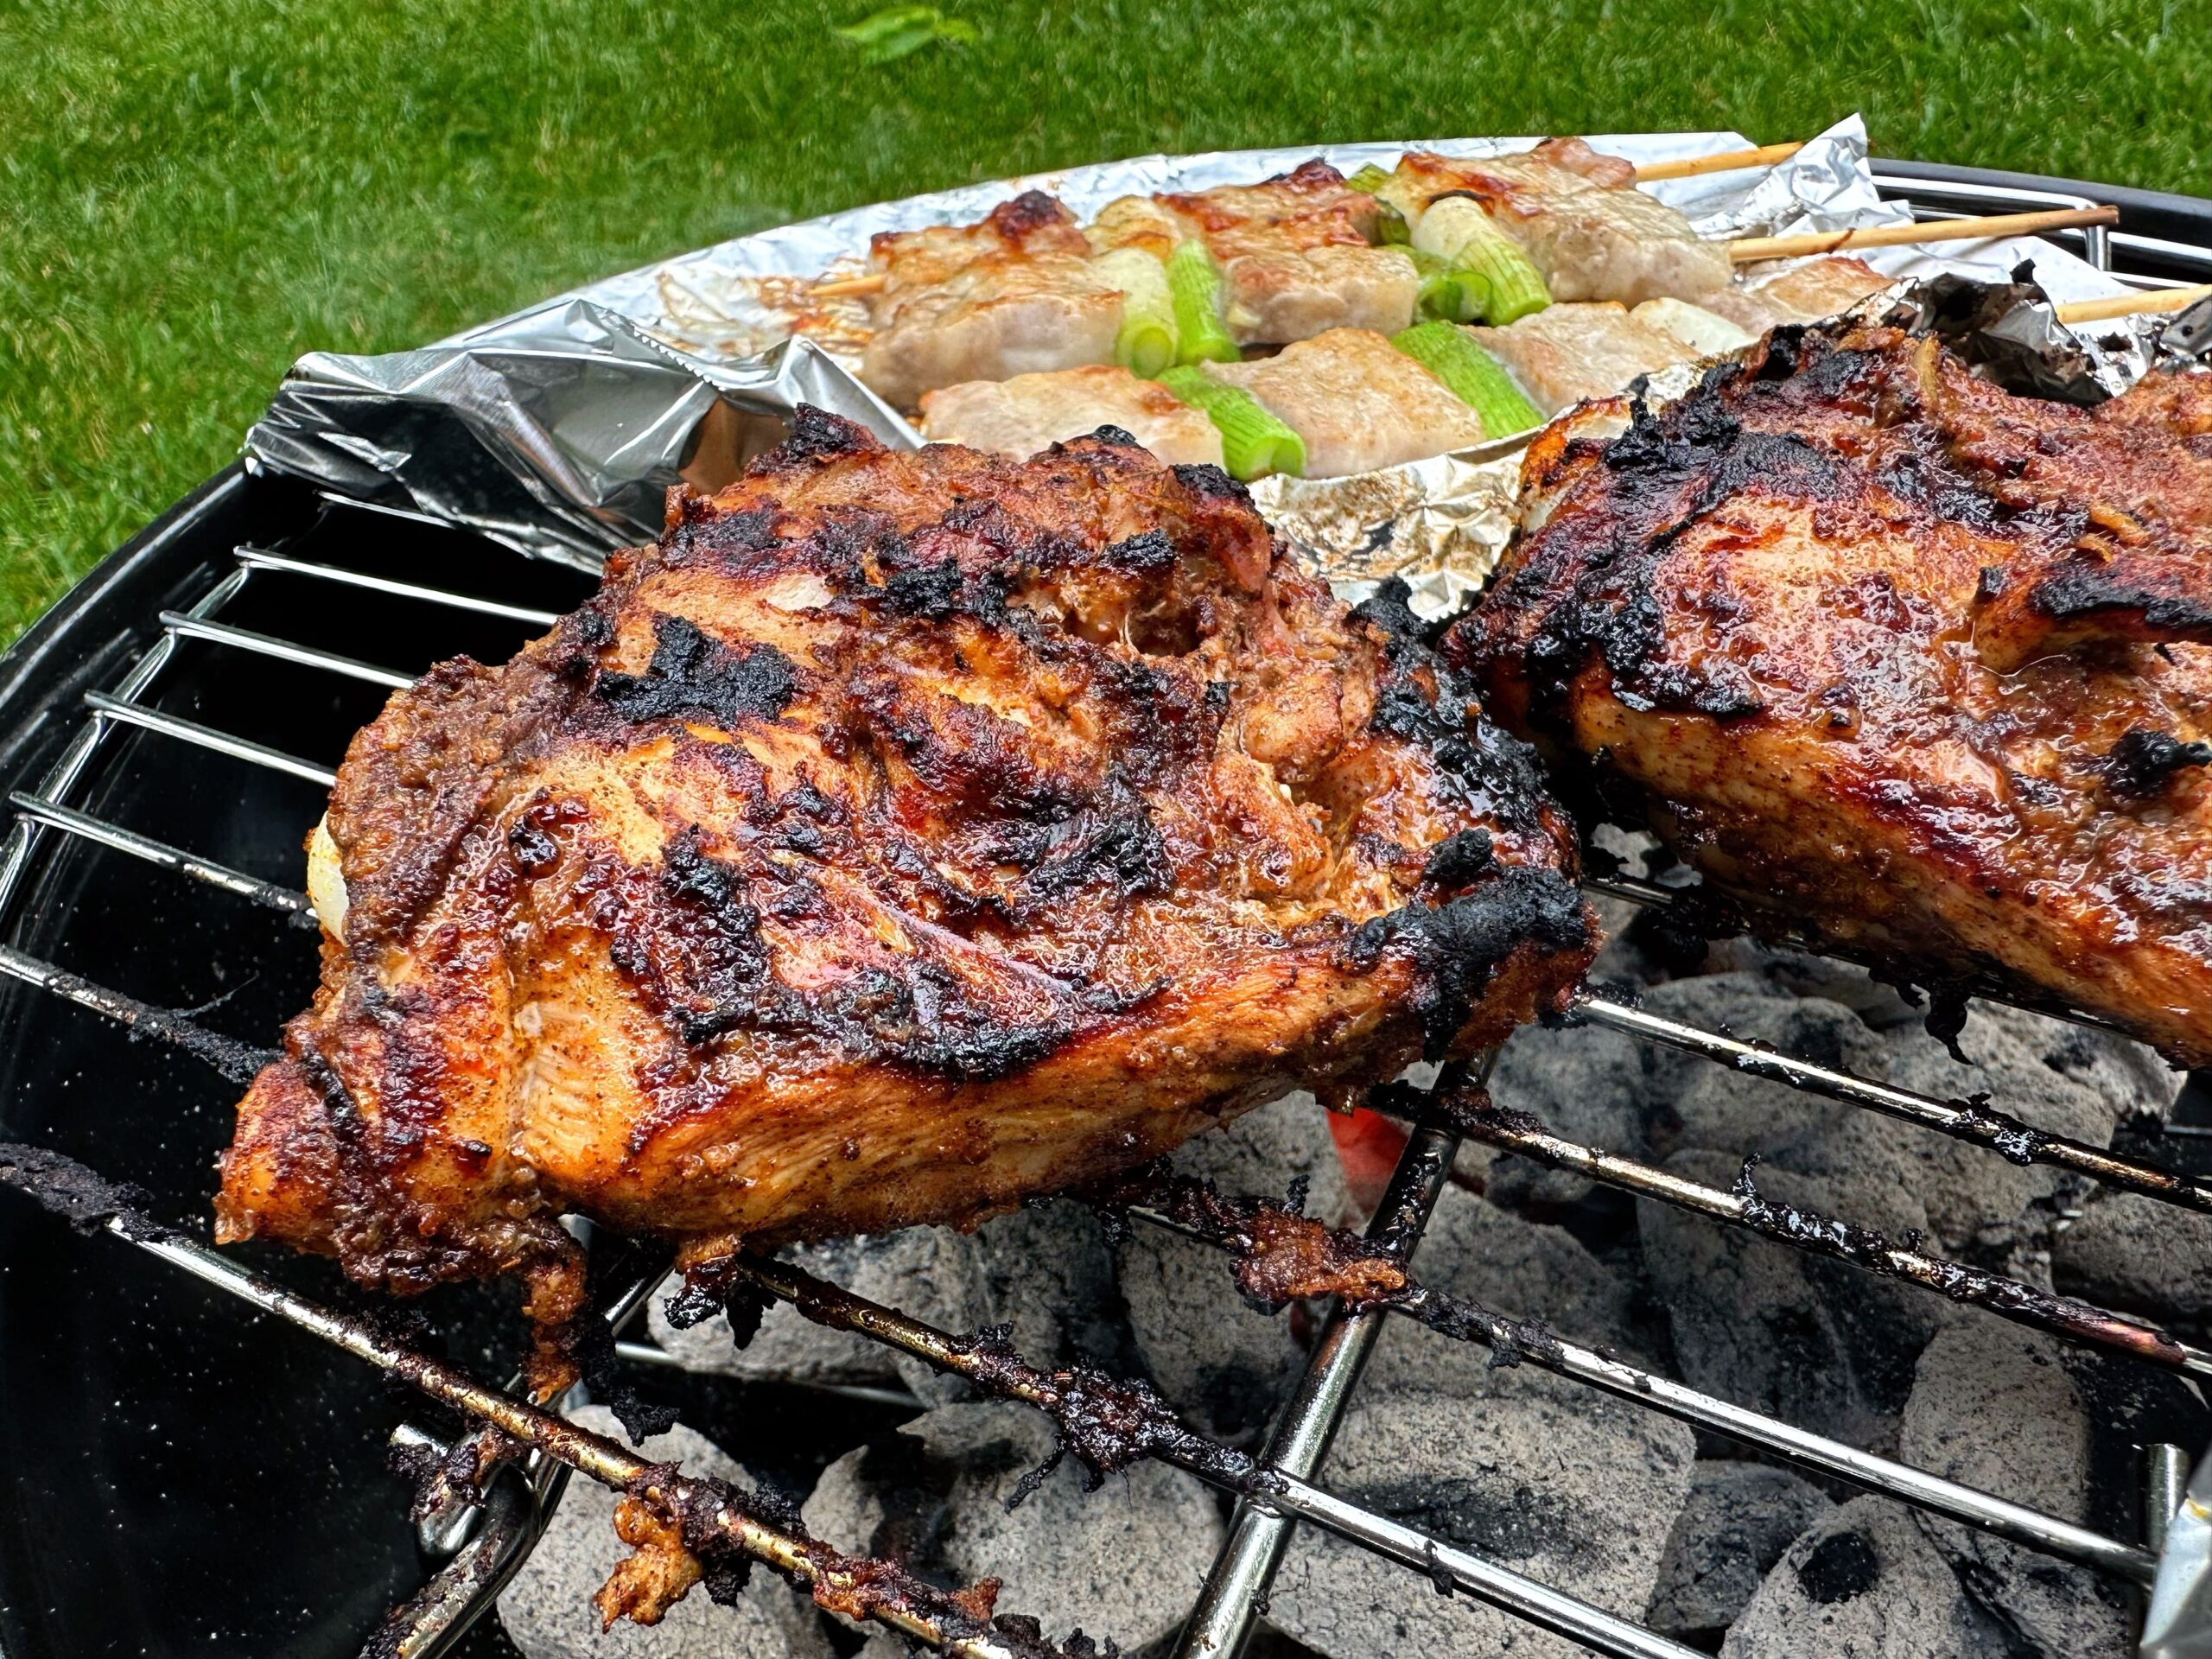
[3, 161, 2211, 1659]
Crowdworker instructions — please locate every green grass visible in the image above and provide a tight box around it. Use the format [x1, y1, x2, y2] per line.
[3, 0, 2206, 642]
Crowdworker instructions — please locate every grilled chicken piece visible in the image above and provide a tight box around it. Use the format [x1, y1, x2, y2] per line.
[1450, 321, 2212, 1065]
[1470, 302, 1699, 416]
[1091, 162, 1416, 346]
[1218, 244, 1421, 346]
[918, 365, 1225, 466]
[1702, 255, 1891, 332]
[1155, 158, 1383, 259]
[219, 411, 1595, 1341]
[1631, 297, 1758, 358]
[1384, 142, 1733, 307]
[1204, 327, 1487, 476]
[861, 264, 1119, 410]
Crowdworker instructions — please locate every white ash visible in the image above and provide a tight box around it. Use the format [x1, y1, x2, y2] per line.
[802, 1399, 1224, 1652]
[1640, 1148, 1948, 1453]
[1644, 1460, 1834, 1643]
[1720, 1495, 2011, 1658]
[649, 1197, 1122, 1406]
[496, 1405, 831, 1659]
[1266, 1372, 1696, 1659]
[1118, 1091, 1351, 1440]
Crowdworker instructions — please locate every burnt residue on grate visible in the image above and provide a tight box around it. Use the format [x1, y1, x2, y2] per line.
[1400, 1084, 2196, 1373]
[38, 969, 279, 1086]
[1082, 1166, 1573, 1374]
[681, 1249, 1271, 1501]
[0, 1138, 176, 1243]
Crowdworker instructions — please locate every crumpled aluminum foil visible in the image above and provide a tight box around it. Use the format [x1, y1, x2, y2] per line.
[242, 115, 1908, 574]
[247, 305, 912, 569]
[238, 111, 2188, 614]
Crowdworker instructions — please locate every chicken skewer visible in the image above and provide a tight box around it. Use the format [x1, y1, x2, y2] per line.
[918, 254, 1897, 479]
[815, 138, 2108, 409]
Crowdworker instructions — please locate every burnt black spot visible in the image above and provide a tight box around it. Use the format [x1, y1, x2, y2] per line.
[1796, 1529, 1879, 1605]
[1421, 829, 1494, 890]
[880, 557, 968, 620]
[2027, 564, 2212, 633]
[596, 613, 798, 728]
[1348, 867, 1591, 1058]
[2105, 726, 2212, 798]
[1023, 805, 1175, 900]
[1090, 423, 1140, 448]
[508, 817, 559, 874]
[1173, 462, 1251, 505]
[1351, 576, 1436, 649]
[766, 404, 882, 467]
[1102, 528, 1177, 572]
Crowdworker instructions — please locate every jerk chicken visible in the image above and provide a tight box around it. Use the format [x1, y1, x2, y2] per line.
[219, 410, 1595, 1356]
[1451, 320, 2212, 1065]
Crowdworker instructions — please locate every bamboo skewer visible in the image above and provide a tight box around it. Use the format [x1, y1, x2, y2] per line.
[809, 270, 886, 299]
[1726, 205, 2118, 263]
[2054, 283, 2212, 325]
[1632, 141, 1807, 182]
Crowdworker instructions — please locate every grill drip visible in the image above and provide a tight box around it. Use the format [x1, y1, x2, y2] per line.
[0, 170, 2209, 1659]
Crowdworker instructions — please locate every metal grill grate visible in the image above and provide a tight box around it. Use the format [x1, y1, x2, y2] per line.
[2, 172, 2209, 1659]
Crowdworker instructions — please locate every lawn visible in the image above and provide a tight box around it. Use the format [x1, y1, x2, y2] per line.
[3, 0, 2206, 643]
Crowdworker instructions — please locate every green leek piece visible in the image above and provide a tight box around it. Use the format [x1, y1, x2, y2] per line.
[1345, 163, 1410, 242]
[1165, 238, 1241, 365]
[1408, 248, 1488, 323]
[1157, 366, 1305, 480]
[1412, 196, 1550, 324]
[1392, 321, 1543, 437]
[1092, 247, 1178, 378]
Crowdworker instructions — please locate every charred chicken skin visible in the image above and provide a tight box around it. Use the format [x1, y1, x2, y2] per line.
[1450, 321, 2212, 1065]
[218, 411, 1594, 1351]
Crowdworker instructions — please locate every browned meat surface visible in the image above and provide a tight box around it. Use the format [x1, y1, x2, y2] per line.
[1450, 321, 2212, 1065]
[219, 411, 1594, 1330]
[1383, 141, 1732, 307]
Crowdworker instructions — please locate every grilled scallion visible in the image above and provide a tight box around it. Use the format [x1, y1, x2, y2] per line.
[1157, 366, 1305, 480]
[1346, 163, 1411, 242]
[1408, 248, 1487, 323]
[1412, 197, 1549, 324]
[1166, 239, 1241, 365]
[1392, 322, 1542, 437]
[1093, 247, 1178, 378]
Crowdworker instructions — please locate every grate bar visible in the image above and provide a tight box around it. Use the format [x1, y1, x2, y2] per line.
[235, 547, 563, 628]
[732, 1242, 1701, 1659]
[1421, 1090, 2212, 1377]
[1579, 994, 2212, 1213]
[1177, 1111, 1469, 1659]
[37, 1210, 1046, 1659]
[9, 792, 315, 920]
[1123, 1205, 2155, 1583]
[0, 566, 253, 926]
[158, 611, 414, 690]
[84, 692, 338, 787]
